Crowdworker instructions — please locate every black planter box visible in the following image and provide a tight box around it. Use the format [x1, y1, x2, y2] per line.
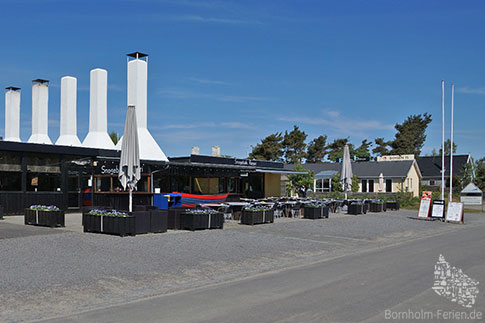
[0, 205, 4, 219]
[24, 209, 65, 227]
[83, 213, 136, 237]
[168, 207, 187, 230]
[240, 210, 274, 225]
[150, 209, 168, 233]
[133, 211, 151, 234]
[303, 207, 329, 219]
[369, 202, 384, 212]
[348, 203, 364, 215]
[385, 201, 400, 210]
[181, 212, 224, 231]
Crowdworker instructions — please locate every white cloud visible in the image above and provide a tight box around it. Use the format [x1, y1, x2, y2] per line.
[153, 121, 255, 130]
[169, 15, 263, 25]
[159, 87, 269, 103]
[278, 113, 394, 138]
[188, 77, 230, 85]
[456, 87, 485, 95]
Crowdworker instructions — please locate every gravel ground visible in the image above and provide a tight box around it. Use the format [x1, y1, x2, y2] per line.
[1, 209, 483, 322]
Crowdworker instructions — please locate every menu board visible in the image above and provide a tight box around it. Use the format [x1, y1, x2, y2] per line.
[418, 199, 431, 218]
[431, 200, 445, 219]
[417, 191, 433, 219]
[446, 202, 464, 223]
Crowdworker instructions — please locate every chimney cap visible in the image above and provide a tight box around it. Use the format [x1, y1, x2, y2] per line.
[5, 86, 20, 91]
[32, 79, 49, 84]
[127, 52, 148, 59]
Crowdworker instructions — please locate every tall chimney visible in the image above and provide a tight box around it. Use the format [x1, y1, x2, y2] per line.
[56, 76, 82, 146]
[82, 68, 115, 149]
[212, 145, 221, 157]
[28, 79, 52, 144]
[4, 87, 21, 142]
[191, 146, 200, 155]
[115, 52, 168, 161]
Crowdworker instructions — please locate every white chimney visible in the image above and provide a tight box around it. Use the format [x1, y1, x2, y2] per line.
[212, 145, 221, 157]
[116, 52, 168, 161]
[82, 68, 115, 149]
[4, 87, 21, 142]
[28, 79, 52, 144]
[191, 146, 200, 155]
[56, 76, 82, 146]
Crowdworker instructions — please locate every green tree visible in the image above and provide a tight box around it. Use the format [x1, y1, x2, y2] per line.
[109, 131, 119, 145]
[249, 132, 284, 161]
[459, 162, 475, 189]
[287, 163, 314, 194]
[331, 172, 343, 192]
[474, 158, 485, 191]
[306, 135, 328, 163]
[372, 137, 391, 157]
[283, 125, 308, 164]
[389, 113, 432, 157]
[354, 139, 372, 158]
[331, 172, 360, 192]
[351, 174, 359, 192]
[439, 139, 458, 156]
[327, 138, 354, 162]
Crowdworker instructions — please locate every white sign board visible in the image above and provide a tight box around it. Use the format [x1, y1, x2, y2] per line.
[431, 200, 445, 219]
[418, 199, 431, 218]
[460, 196, 482, 205]
[446, 202, 464, 223]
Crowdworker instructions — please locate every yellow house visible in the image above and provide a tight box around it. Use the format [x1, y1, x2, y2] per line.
[285, 159, 422, 197]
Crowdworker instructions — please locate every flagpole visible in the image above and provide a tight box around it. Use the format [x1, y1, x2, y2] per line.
[450, 83, 454, 201]
[441, 80, 445, 201]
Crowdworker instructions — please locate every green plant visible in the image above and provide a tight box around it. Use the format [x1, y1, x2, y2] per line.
[30, 205, 60, 211]
[88, 209, 129, 217]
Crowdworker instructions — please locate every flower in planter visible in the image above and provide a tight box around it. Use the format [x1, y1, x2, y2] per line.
[185, 208, 218, 215]
[88, 209, 129, 217]
[30, 205, 60, 211]
[242, 206, 271, 212]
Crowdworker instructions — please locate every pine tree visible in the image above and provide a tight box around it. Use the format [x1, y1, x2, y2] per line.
[283, 125, 308, 164]
[306, 135, 328, 163]
[389, 113, 432, 156]
[249, 133, 284, 161]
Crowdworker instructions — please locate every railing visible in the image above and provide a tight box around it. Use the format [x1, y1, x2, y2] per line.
[0, 191, 65, 215]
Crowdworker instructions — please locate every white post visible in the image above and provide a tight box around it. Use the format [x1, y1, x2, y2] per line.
[441, 80, 445, 201]
[56, 76, 82, 146]
[82, 68, 115, 149]
[4, 87, 21, 142]
[29, 80, 52, 144]
[129, 188, 133, 213]
[450, 83, 454, 201]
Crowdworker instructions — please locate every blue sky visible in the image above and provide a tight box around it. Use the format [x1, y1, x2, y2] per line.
[1, 0, 484, 159]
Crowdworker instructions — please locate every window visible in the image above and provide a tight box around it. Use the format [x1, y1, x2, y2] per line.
[361, 180, 367, 193]
[95, 176, 111, 192]
[315, 179, 323, 192]
[0, 171, 21, 191]
[227, 177, 239, 193]
[386, 179, 392, 192]
[27, 173, 61, 191]
[315, 179, 331, 192]
[219, 178, 225, 193]
[192, 177, 219, 194]
[368, 180, 374, 193]
[153, 175, 170, 193]
[171, 175, 191, 193]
